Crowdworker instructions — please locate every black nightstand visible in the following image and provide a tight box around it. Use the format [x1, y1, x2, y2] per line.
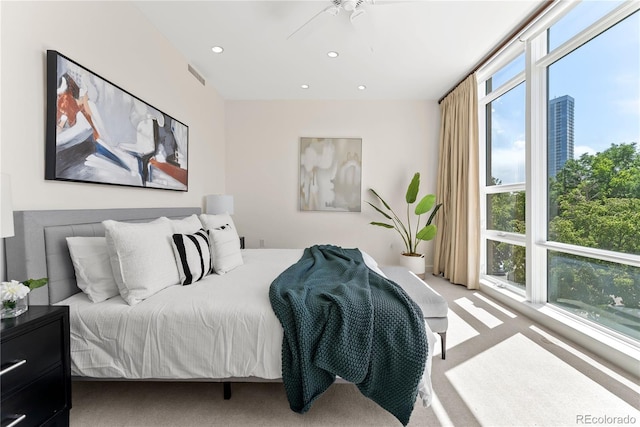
[1, 306, 71, 427]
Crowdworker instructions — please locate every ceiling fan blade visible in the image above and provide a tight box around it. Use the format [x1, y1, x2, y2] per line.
[287, 5, 338, 40]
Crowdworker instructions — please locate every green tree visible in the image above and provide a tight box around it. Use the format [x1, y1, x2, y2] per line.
[547, 142, 640, 310]
[549, 143, 640, 254]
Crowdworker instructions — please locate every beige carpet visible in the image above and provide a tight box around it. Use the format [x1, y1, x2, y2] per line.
[70, 274, 640, 427]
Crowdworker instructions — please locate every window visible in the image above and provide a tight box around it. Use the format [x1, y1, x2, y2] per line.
[548, 1, 624, 52]
[486, 53, 525, 94]
[487, 240, 526, 291]
[486, 83, 526, 186]
[478, 1, 640, 342]
[545, 9, 640, 339]
[481, 48, 526, 296]
[548, 251, 640, 340]
[487, 191, 525, 233]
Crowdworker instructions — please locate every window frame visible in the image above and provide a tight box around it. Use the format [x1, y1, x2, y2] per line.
[477, 0, 640, 342]
[479, 45, 527, 296]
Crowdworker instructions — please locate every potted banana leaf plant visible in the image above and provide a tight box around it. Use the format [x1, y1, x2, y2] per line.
[367, 172, 442, 275]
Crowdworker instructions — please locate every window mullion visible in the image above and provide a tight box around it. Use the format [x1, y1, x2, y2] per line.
[486, 230, 526, 246]
[478, 71, 525, 105]
[484, 183, 525, 194]
[542, 242, 640, 269]
[526, 31, 547, 304]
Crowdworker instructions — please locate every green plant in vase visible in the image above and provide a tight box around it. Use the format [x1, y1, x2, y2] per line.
[367, 172, 442, 272]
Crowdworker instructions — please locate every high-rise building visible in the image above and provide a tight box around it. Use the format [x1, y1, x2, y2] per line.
[548, 95, 575, 178]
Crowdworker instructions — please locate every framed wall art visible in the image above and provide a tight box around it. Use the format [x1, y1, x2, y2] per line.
[299, 137, 362, 212]
[45, 50, 189, 191]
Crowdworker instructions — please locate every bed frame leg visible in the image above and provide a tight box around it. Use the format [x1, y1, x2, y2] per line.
[223, 382, 231, 399]
[439, 332, 446, 359]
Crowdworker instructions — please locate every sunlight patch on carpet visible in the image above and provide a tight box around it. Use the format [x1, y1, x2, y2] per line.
[429, 392, 454, 427]
[529, 325, 640, 395]
[445, 333, 638, 426]
[455, 297, 503, 328]
[438, 309, 479, 357]
[473, 293, 518, 318]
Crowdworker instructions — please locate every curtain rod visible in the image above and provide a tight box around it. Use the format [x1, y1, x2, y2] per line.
[438, 0, 555, 104]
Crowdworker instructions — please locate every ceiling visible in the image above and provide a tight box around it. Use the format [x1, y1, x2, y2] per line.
[134, 0, 544, 100]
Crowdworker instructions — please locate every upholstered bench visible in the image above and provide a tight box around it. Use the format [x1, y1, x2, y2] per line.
[380, 266, 449, 359]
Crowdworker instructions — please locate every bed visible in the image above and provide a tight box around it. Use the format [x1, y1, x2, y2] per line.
[5, 207, 435, 425]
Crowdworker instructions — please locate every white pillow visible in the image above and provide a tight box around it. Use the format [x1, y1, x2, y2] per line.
[171, 229, 213, 285]
[164, 214, 202, 234]
[209, 224, 243, 275]
[66, 237, 119, 303]
[103, 218, 180, 305]
[199, 213, 236, 232]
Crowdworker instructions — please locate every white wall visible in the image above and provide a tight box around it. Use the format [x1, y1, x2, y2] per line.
[0, 1, 226, 211]
[225, 100, 440, 267]
[0, 1, 226, 280]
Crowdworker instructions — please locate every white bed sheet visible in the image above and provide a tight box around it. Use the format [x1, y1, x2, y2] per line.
[57, 249, 301, 379]
[56, 248, 434, 404]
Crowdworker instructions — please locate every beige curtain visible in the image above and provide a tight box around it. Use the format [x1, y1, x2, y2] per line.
[433, 74, 480, 289]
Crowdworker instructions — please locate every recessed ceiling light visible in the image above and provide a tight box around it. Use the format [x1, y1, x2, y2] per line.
[211, 46, 224, 54]
[358, 85, 367, 90]
[301, 84, 310, 89]
[327, 51, 339, 58]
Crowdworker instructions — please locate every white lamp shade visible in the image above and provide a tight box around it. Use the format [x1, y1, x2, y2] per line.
[205, 194, 234, 215]
[1, 173, 15, 238]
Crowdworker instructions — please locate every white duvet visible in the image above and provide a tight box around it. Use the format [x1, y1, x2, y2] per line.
[57, 248, 434, 404]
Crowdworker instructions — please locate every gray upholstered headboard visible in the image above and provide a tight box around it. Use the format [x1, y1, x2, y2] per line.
[5, 207, 201, 305]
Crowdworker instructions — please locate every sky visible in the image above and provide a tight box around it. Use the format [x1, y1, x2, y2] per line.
[489, 2, 639, 185]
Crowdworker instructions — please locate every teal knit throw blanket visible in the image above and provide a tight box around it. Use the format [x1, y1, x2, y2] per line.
[269, 245, 427, 426]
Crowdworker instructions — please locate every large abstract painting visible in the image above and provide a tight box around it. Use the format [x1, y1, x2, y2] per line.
[45, 50, 188, 191]
[299, 137, 362, 212]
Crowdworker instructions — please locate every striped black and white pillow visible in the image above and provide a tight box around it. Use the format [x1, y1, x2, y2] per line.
[171, 228, 213, 285]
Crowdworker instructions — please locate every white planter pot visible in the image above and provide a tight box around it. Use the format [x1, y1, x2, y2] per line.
[399, 253, 425, 275]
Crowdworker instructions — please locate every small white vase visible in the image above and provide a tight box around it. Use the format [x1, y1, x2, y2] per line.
[399, 253, 426, 275]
